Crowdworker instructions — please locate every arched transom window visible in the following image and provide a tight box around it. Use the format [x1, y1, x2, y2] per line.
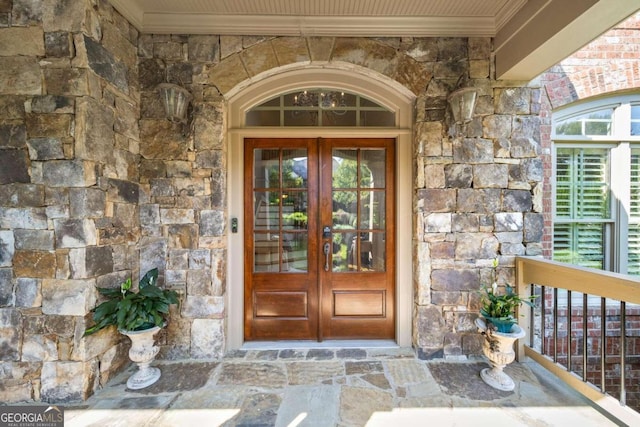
[246, 88, 396, 127]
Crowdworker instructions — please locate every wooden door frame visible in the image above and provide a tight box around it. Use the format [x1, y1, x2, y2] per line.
[226, 67, 414, 349]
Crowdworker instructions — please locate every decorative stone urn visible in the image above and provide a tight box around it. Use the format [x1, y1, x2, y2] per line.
[475, 318, 525, 391]
[120, 325, 163, 390]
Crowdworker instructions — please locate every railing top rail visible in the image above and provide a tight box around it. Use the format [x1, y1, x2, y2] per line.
[516, 256, 640, 305]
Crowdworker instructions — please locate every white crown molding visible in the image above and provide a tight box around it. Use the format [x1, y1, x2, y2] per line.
[140, 14, 497, 36]
[494, 0, 527, 32]
[110, 0, 144, 31]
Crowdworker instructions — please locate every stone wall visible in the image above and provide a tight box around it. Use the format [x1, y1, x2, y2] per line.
[137, 33, 227, 360]
[0, 2, 544, 403]
[0, 0, 141, 402]
[413, 51, 544, 359]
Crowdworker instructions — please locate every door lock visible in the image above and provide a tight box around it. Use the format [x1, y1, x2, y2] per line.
[323, 226, 331, 238]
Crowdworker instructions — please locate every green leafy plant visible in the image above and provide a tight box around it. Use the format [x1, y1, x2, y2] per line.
[479, 259, 537, 332]
[84, 268, 179, 336]
[480, 283, 536, 320]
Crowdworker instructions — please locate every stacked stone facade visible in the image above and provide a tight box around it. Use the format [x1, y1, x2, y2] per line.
[0, 0, 141, 402]
[0, 0, 545, 403]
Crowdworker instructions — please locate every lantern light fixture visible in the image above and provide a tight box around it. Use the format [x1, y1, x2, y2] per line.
[157, 83, 192, 123]
[448, 87, 478, 125]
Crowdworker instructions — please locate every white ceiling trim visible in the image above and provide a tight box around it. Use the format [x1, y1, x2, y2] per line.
[110, 0, 144, 30]
[494, 0, 527, 32]
[139, 14, 497, 36]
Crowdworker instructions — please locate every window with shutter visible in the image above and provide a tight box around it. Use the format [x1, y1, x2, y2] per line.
[553, 96, 640, 276]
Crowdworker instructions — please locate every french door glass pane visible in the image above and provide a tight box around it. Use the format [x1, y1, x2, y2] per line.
[331, 148, 387, 272]
[332, 232, 353, 272]
[285, 233, 308, 272]
[283, 149, 308, 188]
[361, 149, 386, 187]
[282, 191, 308, 230]
[254, 191, 278, 230]
[332, 149, 358, 188]
[359, 191, 385, 229]
[253, 148, 308, 273]
[333, 191, 357, 229]
[253, 149, 279, 188]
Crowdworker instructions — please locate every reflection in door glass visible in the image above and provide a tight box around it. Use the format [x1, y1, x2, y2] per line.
[253, 149, 280, 188]
[331, 148, 387, 272]
[332, 232, 354, 272]
[367, 232, 386, 272]
[283, 149, 307, 188]
[253, 148, 309, 273]
[359, 191, 385, 229]
[283, 232, 308, 272]
[332, 150, 358, 188]
[254, 191, 279, 230]
[332, 191, 357, 229]
[282, 191, 308, 230]
[361, 149, 385, 187]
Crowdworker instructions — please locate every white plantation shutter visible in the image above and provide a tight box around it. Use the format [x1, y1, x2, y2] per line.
[554, 148, 609, 269]
[629, 150, 640, 275]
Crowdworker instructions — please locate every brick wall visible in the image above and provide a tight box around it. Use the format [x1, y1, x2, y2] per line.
[538, 303, 640, 411]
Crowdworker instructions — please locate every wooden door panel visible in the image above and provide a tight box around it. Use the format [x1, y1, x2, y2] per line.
[254, 291, 308, 317]
[333, 291, 385, 317]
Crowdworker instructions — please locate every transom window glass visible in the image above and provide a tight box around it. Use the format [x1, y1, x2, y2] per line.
[246, 89, 395, 127]
[553, 96, 640, 275]
[554, 107, 613, 136]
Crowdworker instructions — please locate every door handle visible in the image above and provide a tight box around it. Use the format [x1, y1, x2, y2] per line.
[323, 242, 331, 272]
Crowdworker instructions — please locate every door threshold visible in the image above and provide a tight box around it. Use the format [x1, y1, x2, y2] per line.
[241, 339, 398, 350]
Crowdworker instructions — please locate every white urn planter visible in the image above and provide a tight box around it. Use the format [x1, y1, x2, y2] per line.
[475, 318, 525, 391]
[120, 325, 163, 390]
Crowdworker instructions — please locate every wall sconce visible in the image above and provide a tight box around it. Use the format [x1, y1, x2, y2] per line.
[448, 87, 478, 124]
[157, 83, 192, 123]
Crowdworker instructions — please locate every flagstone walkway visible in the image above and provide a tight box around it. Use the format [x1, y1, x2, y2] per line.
[65, 347, 623, 426]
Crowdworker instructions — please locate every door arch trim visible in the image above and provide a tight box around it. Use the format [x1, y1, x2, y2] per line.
[227, 65, 414, 349]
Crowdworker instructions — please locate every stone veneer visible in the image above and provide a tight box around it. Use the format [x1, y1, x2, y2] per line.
[0, 0, 544, 403]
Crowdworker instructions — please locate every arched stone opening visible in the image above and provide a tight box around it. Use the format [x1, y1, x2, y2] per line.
[225, 64, 415, 349]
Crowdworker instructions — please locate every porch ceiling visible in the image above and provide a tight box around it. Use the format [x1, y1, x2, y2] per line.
[108, 0, 640, 80]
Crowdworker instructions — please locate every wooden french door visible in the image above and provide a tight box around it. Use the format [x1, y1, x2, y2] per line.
[244, 138, 395, 341]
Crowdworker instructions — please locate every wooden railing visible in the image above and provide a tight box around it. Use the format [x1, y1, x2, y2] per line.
[515, 256, 640, 426]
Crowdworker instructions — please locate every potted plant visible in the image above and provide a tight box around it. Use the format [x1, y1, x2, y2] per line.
[475, 259, 537, 391]
[84, 268, 179, 389]
[479, 282, 536, 333]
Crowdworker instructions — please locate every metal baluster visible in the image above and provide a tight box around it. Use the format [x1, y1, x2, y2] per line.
[601, 297, 606, 394]
[554, 287, 559, 363]
[541, 285, 546, 355]
[620, 301, 626, 406]
[583, 293, 588, 382]
[567, 290, 572, 371]
[530, 285, 536, 348]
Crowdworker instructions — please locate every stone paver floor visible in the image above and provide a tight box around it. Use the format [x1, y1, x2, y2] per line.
[65, 347, 624, 426]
